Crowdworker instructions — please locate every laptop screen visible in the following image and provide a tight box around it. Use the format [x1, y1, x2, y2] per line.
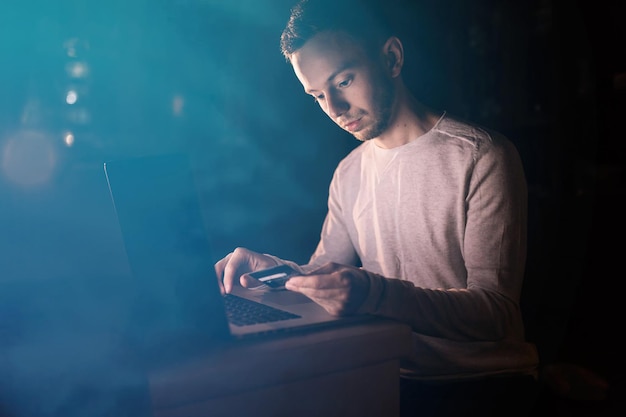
[104, 153, 231, 368]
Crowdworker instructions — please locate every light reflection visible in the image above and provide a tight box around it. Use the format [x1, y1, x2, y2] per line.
[1, 130, 57, 186]
[66, 90, 78, 105]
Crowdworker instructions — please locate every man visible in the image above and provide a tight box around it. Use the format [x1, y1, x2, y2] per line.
[215, 0, 539, 415]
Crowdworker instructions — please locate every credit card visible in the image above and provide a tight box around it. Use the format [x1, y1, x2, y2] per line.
[248, 264, 299, 290]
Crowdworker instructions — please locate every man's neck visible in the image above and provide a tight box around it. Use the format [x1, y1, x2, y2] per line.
[373, 90, 442, 149]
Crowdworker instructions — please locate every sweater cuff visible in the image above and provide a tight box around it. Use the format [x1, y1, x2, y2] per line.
[356, 270, 387, 314]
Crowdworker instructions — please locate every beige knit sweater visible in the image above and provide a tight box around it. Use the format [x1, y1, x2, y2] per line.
[280, 113, 539, 381]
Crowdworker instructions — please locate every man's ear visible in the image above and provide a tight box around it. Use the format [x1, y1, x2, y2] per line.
[382, 36, 404, 78]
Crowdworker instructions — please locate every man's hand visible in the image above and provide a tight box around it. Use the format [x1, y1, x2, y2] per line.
[284, 262, 370, 316]
[214, 247, 279, 293]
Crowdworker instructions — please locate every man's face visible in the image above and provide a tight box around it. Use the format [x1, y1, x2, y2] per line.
[290, 31, 395, 141]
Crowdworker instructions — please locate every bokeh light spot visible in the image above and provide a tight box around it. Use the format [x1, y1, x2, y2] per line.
[64, 132, 75, 147]
[66, 62, 89, 78]
[66, 90, 78, 105]
[172, 95, 184, 116]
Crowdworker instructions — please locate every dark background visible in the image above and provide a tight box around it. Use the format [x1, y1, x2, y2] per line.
[0, 0, 624, 415]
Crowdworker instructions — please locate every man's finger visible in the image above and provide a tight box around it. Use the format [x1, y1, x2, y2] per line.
[307, 262, 341, 275]
[240, 273, 263, 288]
[222, 254, 246, 293]
[214, 252, 233, 294]
[286, 275, 324, 289]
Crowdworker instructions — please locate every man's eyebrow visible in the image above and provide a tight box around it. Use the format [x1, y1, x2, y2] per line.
[304, 61, 357, 94]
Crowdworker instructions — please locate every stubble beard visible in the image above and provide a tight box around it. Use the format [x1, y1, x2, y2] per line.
[351, 73, 395, 142]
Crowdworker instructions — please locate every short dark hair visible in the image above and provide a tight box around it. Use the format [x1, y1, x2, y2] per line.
[280, 0, 394, 61]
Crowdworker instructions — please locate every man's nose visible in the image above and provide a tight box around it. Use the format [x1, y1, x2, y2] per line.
[325, 93, 348, 118]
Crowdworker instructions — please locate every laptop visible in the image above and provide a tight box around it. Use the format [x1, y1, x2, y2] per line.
[103, 153, 372, 367]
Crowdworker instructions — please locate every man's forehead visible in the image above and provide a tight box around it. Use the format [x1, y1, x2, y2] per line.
[290, 32, 369, 89]
[298, 31, 366, 59]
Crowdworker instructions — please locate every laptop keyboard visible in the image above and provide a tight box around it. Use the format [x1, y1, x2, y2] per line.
[223, 294, 301, 326]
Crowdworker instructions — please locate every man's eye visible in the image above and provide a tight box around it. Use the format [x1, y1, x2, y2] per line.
[338, 77, 352, 88]
[313, 94, 325, 103]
